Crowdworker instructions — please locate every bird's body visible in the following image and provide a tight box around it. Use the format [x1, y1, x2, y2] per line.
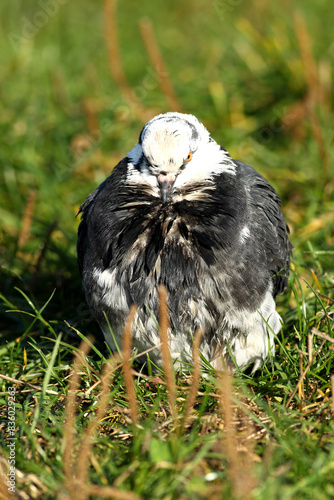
[77, 112, 292, 371]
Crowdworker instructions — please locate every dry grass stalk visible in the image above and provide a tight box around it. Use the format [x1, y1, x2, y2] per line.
[219, 373, 257, 499]
[311, 327, 334, 344]
[218, 370, 239, 495]
[158, 286, 176, 420]
[294, 12, 319, 104]
[16, 188, 37, 253]
[313, 327, 334, 413]
[0, 458, 11, 500]
[76, 356, 120, 489]
[286, 337, 326, 408]
[121, 305, 139, 425]
[179, 328, 203, 434]
[139, 18, 183, 112]
[104, 0, 148, 120]
[308, 332, 313, 364]
[294, 11, 329, 173]
[298, 349, 305, 404]
[318, 59, 332, 108]
[281, 99, 308, 141]
[62, 335, 140, 499]
[33, 218, 58, 277]
[237, 417, 258, 499]
[0, 373, 57, 395]
[63, 338, 92, 500]
[87, 484, 142, 500]
[82, 99, 100, 138]
[308, 111, 329, 174]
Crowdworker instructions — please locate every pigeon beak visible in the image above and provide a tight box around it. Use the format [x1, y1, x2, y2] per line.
[158, 172, 176, 204]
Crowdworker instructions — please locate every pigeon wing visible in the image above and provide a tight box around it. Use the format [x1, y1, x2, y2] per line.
[235, 160, 293, 297]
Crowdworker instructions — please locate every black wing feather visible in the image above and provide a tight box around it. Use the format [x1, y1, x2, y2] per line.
[235, 160, 293, 297]
[77, 158, 128, 275]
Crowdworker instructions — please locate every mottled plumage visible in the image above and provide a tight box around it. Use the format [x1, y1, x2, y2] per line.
[77, 112, 292, 371]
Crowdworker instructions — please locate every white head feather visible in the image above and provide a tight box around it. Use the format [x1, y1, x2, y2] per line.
[127, 112, 235, 188]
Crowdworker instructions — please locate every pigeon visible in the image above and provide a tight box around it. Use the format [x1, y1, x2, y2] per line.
[77, 112, 292, 371]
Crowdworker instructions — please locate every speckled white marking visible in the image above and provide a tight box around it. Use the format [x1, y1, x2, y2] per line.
[222, 285, 279, 371]
[90, 265, 281, 371]
[240, 225, 250, 243]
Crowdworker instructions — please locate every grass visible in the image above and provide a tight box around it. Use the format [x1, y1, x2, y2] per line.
[1, 0, 334, 498]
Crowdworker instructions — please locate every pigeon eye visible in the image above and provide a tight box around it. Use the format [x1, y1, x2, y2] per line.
[187, 152, 192, 162]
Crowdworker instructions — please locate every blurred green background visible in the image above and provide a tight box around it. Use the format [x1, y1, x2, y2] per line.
[0, 0, 333, 329]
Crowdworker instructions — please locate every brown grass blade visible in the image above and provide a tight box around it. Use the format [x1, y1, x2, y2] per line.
[218, 369, 238, 493]
[76, 355, 120, 488]
[308, 110, 329, 174]
[298, 349, 305, 405]
[139, 18, 183, 112]
[122, 305, 139, 425]
[179, 328, 203, 434]
[294, 11, 329, 174]
[62, 335, 142, 498]
[294, 12, 319, 103]
[308, 332, 313, 365]
[63, 338, 92, 499]
[218, 372, 257, 499]
[286, 337, 326, 408]
[0, 458, 11, 500]
[87, 484, 142, 500]
[0, 373, 57, 395]
[311, 327, 334, 344]
[104, 0, 148, 120]
[158, 286, 176, 420]
[82, 98, 100, 138]
[32, 218, 58, 278]
[16, 188, 37, 254]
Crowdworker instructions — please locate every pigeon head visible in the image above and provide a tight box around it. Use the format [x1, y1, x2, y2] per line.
[127, 112, 235, 203]
[140, 112, 206, 173]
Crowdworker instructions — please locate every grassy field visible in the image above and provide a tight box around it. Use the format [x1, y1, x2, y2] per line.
[0, 0, 334, 498]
